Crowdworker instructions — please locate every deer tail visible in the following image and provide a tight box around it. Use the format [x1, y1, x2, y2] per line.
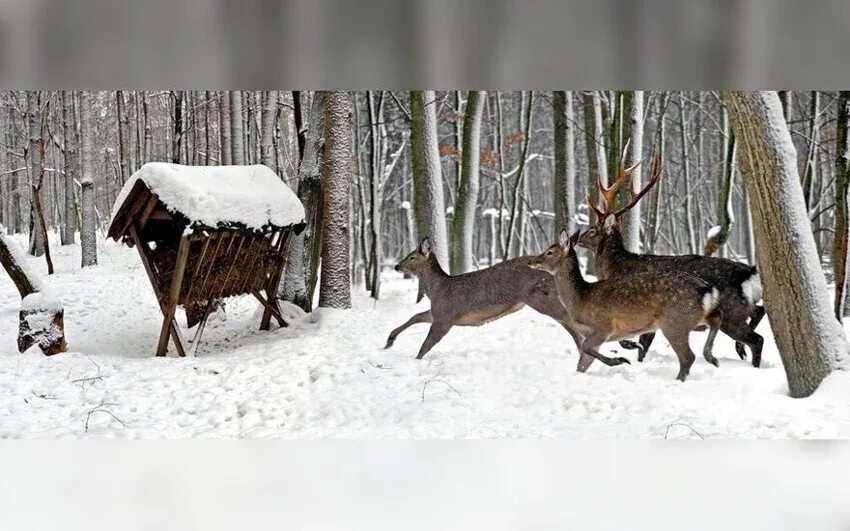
[702, 287, 720, 314]
[741, 270, 763, 305]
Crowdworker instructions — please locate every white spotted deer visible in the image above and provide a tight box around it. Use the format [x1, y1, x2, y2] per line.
[529, 230, 723, 382]
[385, 237, 630, 370]
[579, 147, 765, 366]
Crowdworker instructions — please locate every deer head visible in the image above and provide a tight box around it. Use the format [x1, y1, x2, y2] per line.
[395, 237, 434, 276]
[577, 143, 661, 251]
[529, 229, 580, 275]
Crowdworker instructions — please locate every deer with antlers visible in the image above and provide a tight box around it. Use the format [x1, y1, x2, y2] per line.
[580, 145, 766, 367]
[529, 230, 722, 381]
[386, 237, 630, 370]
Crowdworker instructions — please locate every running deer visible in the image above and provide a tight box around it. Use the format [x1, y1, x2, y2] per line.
[529, 230, 722, 381]
[579, 147, 765, 366]
[385, 237, 630, 370]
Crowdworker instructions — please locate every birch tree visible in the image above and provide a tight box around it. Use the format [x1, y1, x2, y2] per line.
[410, 91, 449, 269]
[450, 90, 485, 273]
[723, 90, 848, 398]
[318, 91, 352, 309]
[617, 91, 643, 251]
[79, 91, 97, 268]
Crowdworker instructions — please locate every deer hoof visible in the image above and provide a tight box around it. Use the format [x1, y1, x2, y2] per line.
[735, 344, 747, 360]
[706, 355, 719, 368]
[384, 337, 395, 349]
[616, 357, 631, 365]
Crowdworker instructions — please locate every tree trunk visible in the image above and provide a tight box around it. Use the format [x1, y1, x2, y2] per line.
[142, 91, 152, 164]
[218, 91, 231, 165]
[230, 91, 245, 165]
[79, 91, 98, 268]
[678, 93, 697, 254]
[260, 91, 279, 167]
[116, 91, 128, 181]
[553, 91, 575, 235]
[318, 91, 352, 309]
[722, 90, 848, 398]
[61, 91, 77, 246]
[644, 93, 668, 253]
[26, 91, 45, 258]
[282, 91, 326, 312]
[704, 117, 737, 257]
[450, 90, 485, 273]
[618, 91, 643, 251]
[171, 90, 183, 164]
[367, 91, 385, 297]
[506, 91, 534, 259]
[410, 91, 449, 269]
[834, 91, 850, 321]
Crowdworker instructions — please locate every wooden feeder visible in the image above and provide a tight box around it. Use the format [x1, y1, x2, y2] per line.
[108, 163, 306, 357]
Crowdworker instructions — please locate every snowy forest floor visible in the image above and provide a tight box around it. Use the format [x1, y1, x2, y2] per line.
[1, 235, 849, 438]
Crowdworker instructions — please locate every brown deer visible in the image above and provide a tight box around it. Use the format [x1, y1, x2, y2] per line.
[579, 147, 765, 367]
[529, 230, 722, 382]
[386, 237, 630, 370]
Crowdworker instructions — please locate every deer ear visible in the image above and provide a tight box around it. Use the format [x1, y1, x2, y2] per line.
[557, 229, 569, 247]
[603, 215, 617, 231]
[419, 237, 432, 255]
[569, 230, 581, 248]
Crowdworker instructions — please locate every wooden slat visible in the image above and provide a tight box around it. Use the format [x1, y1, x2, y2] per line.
[156, 235, 190, 357]
[260, 231, 292, 331]
[129, 225, 186, 357]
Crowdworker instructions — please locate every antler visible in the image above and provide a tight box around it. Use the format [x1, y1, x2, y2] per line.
[598, 139, 637, 212]
[611, 144, 662, 218]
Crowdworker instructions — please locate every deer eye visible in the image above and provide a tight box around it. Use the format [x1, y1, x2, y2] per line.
[546, 250, 553, 256]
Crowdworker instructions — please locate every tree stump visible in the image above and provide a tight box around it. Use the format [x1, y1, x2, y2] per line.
[17, 294, 66, 356]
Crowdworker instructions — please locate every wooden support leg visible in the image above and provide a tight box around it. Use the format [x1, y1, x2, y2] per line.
[253, 289, 287, 330]
[156, 235, 190, 357]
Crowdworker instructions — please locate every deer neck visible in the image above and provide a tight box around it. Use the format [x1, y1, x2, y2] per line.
[417, 255, 450, 296]
[598, 229, 634, 272]
[553, 251, 588, 310]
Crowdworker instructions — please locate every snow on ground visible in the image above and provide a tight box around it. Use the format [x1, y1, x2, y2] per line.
[1, 234, 849, 439]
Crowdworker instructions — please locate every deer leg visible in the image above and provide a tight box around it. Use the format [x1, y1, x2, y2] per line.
[664, 329, 696, 382]
[577, 333, 631, 372]
[722, 319, 764, 368]
[702, 311, 723, 368]
[619, 332, 655, 362]
[415, 322, 452, 360]
[385, 310, 432, 349]
[735, 304, 766, 359]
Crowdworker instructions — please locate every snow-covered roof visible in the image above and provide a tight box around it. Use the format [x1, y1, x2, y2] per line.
[110, 163, 305, 231]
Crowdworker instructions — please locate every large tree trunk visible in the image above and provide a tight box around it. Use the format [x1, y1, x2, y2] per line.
[218, 91, 231, 165]
[834, 91, 850, 321]
[318, 91, 352, 309]
[618, 91, 643, 251]
[723, 90, 848, 398]
[61, 91, 77, 246]
[230, 91, 245, 165]
[260, 91, 279, 167]
[583, 91, 608, 274]
[79, 91, 98, 268]
[410, 91, 449, 269]
[450, 90, 485, 274]
[282, 92, 326, 312]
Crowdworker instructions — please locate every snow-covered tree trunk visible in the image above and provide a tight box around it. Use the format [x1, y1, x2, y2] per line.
[410, 91, 449, 269]
[679, 93, 697, 254]
[450, 90, 485, 274]
[0, 232, 66, 355]
[79, 91, 97, 268]
[142, 91, 152, 164]
[61, 91, 77, 246]
[282, 91, 325, 312]
[116, 91, 128, 182]
[230, 91, 245, 165]
[723, 90, 848, 398]
[553, 90, 575, 234]
[835, 91, 850, 321]
[218, 91, 231, 165]
[26, 91, 45, 257]
[318, 91, 352, 309]
[704, 119, 736, 257]
[260, 91, 278, 167]
[618, 91, 643, 252]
